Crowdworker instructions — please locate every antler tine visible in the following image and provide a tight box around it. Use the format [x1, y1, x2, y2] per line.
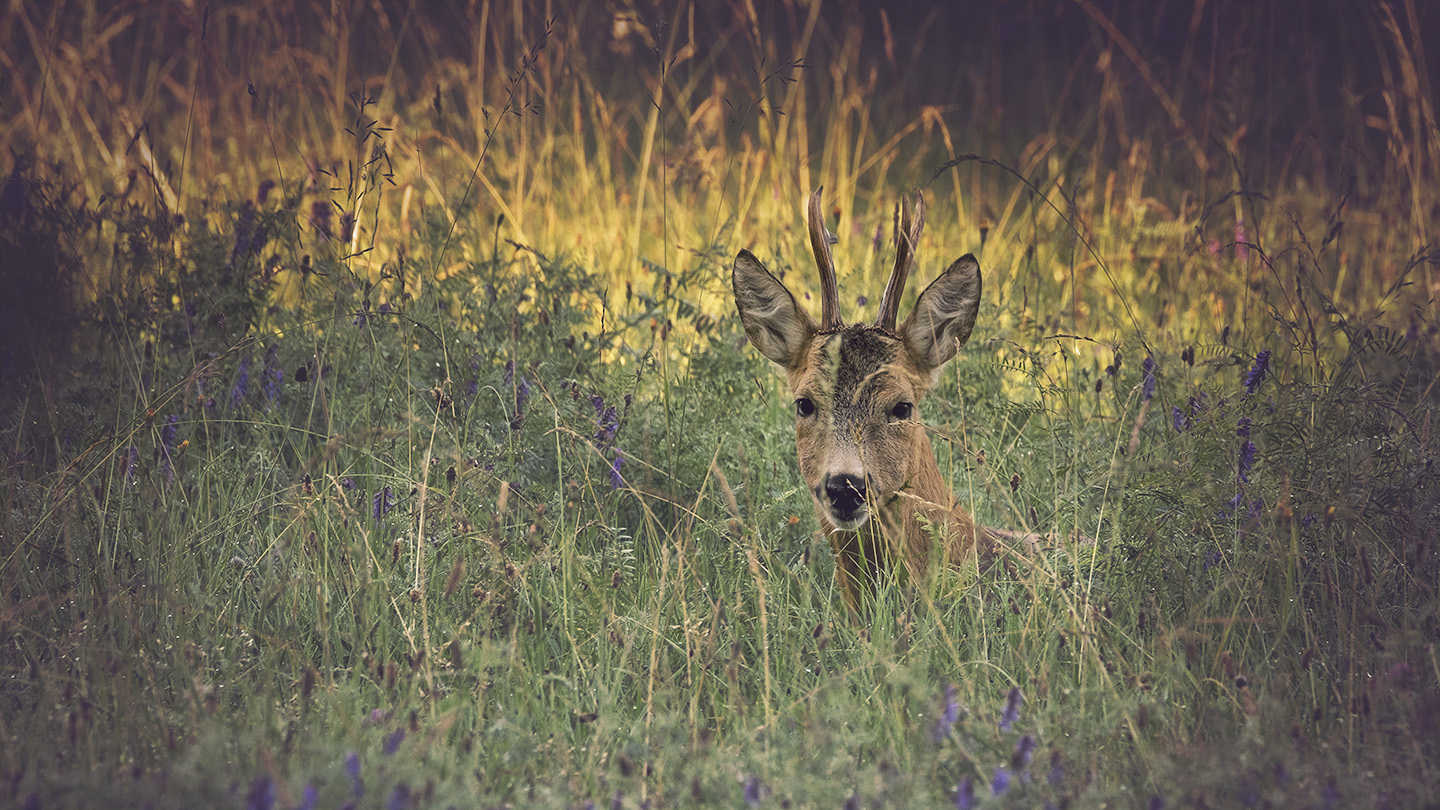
[875, 190, 926, 331]
[807, 187, 844, 331]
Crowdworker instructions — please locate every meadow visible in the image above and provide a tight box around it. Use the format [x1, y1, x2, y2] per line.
[2, 1, 1438, 807]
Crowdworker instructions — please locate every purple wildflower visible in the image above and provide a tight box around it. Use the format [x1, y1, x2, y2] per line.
[246, 775, 275, 810]
[1203, 549, 1224, 572]
[743, 775, 764, 807]
[1238, 440, 1256, 483]
[1141, 356, 1156, 402]
[954, 777, 976, 810]
[1235, 417, 1252, 438]
[1171, 406, 1187, 433]
[1047, 750, 1065, 789]
[387, 783, 410, 810]
[297, 784, 319, 810]
[1149, 795, 1166, 810]
[609, 451, 625, 490]
[1189, 392, 1208, 416]
[999, 686, 1023, 732]
[503, 360, 515, 387]
[595, 405, 619, 443]
[1246, 497, 1266, 523]
[372, 486, 395, 521]
[1234, 220, 1247, 261]
[1243, 350, 1271, 394]
[345, 750, 364, 798]
[257, 179, 276, 205]
[231, 356, 251, 408]
[610, 790, 624, 810]
[991, 766, 1010, 796]
[383, 728, 406, 756]
[1011, 734, 1036, 769]
[341, 477, 356, 491]
[933, 684, 960, 742]
[515, 376, 531, 411]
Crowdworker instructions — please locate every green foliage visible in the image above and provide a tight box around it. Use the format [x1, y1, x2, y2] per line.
[2, 2, 1439, 808]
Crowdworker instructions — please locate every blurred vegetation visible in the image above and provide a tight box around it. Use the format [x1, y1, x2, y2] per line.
[1, 0, 1438, 807]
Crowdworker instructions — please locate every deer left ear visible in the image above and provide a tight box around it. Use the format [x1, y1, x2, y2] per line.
[733, 249, 819, 370]
[899, 254, 982, 373]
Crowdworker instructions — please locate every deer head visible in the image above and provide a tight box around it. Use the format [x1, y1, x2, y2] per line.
[733, 187, 983, 605]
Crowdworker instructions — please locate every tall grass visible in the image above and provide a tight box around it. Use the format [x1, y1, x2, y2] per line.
[2, 1, 1438, 807]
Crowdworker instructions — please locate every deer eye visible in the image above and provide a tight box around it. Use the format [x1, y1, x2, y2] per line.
[795, 397, 817, 417]
[890, 401, 914, 421]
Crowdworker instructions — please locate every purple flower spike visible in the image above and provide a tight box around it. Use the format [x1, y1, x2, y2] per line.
[383, 728, 406, 756]
[246, 775, 275, 810]
[999, 686, 1023, 732]
[345, 750, 364, 798]
[387, 783, 411, 810]
[933, 684, 960, 742]
[1238, 440, 1257, 484]
[1243, 350, 1271, 394]
[372, 485, 395, 521]
[991, 766, 1010, 796]
[1171, 406, 1187, 433]
[1048, 750, 1065, 789]
[743, 775, 763, 807]
[1141, 356, 1156, 402]
[1011, 734, 1036, 769]
[515, 376, 531, 409]
[595, 405, 619, 443]
[609, 451, 625, 490]
[954, 777, 976, 810]
[231, 356, 251, 408]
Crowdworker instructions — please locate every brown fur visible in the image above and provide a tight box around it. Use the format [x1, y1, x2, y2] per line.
[733, 190, 986, 610]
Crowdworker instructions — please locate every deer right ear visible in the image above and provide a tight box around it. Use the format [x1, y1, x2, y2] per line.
[899, 254, 982, 374]
[733, 249, 818, 369]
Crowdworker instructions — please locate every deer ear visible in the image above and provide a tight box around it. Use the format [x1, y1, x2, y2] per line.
[899, 254, 981, 373]
[733, 249, 818, 369]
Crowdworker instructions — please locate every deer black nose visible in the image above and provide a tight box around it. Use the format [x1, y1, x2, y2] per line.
[825, 473, 867, 519]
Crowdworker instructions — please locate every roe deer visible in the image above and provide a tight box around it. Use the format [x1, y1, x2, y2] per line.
[733, 187, 987, 609]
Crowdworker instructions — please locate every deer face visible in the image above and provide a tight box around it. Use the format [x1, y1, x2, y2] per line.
[784, 326, 933, 529]
[733, 188, 982, 534]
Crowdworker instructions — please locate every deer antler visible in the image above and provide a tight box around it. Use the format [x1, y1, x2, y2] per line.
[807, 187, 844, 331]
[875, 190, 925, 331]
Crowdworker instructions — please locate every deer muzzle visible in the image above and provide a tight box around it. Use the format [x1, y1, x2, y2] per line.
[822, 472, 869, 527]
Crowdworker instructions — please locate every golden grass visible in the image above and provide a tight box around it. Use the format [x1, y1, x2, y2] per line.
[1, 0, 1435, 360]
